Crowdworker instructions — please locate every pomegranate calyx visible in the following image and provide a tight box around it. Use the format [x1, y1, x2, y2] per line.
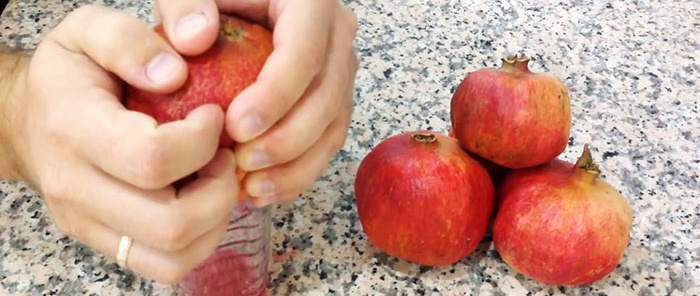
[574, 144, 601, 175]
[501, 53, 531, 72]
[411, 133, 438, 144]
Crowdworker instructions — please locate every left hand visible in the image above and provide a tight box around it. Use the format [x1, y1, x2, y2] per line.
[153, 0, 359, 206]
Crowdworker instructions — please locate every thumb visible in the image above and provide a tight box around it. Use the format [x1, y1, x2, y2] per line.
[153, 0, 220, 56]
[47, 4, 188, 94]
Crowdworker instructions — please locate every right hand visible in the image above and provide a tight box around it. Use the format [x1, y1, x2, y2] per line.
[10, 5, 240, 283]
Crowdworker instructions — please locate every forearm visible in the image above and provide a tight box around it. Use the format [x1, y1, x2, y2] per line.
[0, 47, 30, 180]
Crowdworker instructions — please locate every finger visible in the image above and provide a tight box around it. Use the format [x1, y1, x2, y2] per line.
[234, 47, 355, 172]
[84, 211, 229, 284]
[225, 0, 334, 142]
[39, 158, 231, 284]
[244, 114, 351, 206]
[232, 77, 326, 171]
[154, 0, 220, 56]
[48, 4, 187, 93]
[41, 5, 225, 189]
[79, 148, 240, 253]
[57, 93, 224, 189]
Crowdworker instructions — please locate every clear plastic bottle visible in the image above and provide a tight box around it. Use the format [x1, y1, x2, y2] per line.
[174, 200, 272, 296]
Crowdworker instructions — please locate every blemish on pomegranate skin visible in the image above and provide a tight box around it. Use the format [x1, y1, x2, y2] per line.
[222, 26, 245, 42]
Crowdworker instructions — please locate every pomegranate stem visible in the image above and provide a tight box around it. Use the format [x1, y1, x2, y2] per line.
[411, 133, 437, 144]
[575, 144, 601, 175]
[501, 53, 531, 72]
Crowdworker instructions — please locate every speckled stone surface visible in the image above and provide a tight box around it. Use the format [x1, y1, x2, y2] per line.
[1, 0, 699, 295]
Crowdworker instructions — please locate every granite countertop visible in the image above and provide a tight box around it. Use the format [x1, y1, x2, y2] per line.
[1, 0, 698, 295]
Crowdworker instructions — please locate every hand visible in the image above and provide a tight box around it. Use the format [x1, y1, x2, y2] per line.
[10, 5, 241, 283]
[154, 0, 359, 206]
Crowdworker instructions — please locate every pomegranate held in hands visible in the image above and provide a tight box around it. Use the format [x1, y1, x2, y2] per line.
[124, 14, 272, 191]
[354, 131, 495, 266]
[450, 54, 571, 169]
[124, 14, 274, 148]
[123, 15, 274, 296]
[492, 144, 633, 285]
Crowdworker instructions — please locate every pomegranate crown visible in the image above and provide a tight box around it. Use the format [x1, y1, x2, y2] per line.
[500, 53, 531, 72]
[575, 144, 601, 175]
[501, 53, 530, 64]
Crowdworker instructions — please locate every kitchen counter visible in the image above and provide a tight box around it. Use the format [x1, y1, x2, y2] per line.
[1, 0, 698, 295]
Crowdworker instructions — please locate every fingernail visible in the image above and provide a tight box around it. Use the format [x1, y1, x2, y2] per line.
[240, 115, 263, 140]
[255, 179, 276, 196]
[248, 151, 270, 169]
[176, 12, 208, 41]
[146, 52, 182, 85]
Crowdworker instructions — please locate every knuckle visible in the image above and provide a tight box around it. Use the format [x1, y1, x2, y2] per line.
[41, 178, 72, 206]
[130, 138, 170, 188]
[102, 21, 153, 65]
[44, 112, 70, 146]
[153, 210, 190, 252]
[101, 12, 146, 41]
[299, 43, 326, 72]
[41, 180, 82, 238]
[49, 5, 106, 49]
[261, 131, 304, 166]
[187, 114, 219, 142]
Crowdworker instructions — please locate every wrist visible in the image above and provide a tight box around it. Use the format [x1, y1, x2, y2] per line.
[0, 47, 30, 181]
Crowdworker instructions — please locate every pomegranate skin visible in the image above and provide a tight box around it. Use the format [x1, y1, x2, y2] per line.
[354, 131, 495, 266]
[125, 14, 273, 148]
[124, 14, 272, 194]
[450, 55, 571, 169]
[448, 127, 509, 187]
[492, 145, 633, 285]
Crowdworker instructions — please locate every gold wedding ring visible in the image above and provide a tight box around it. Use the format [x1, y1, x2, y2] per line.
[116, 236, 133, 268]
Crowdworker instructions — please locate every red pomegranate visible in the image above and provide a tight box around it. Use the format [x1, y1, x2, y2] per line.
[354, 131, 495, 266]
[448, 127, 508, 187]
[450, 54, 571, 169]
[492, 144, 633, 285]
[123, 14, 272, 193]
[124, 14, 273, 148]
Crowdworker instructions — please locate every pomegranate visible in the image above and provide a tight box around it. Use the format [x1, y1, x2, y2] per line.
[450, 54, 571, 169]
[492, 144, 633, 285]
[354, 131, 495, 266]
[448, 127, 508, 187]
[123, 14, 273, 294]
[124, 14, 273, 148]
[123, 14, 273, 194]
